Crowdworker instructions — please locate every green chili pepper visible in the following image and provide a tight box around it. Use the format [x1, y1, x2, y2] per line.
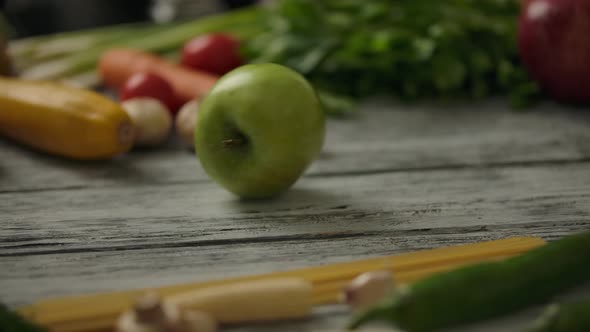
[523, 297, 590, 332]
[0, 303, 46, 332]
[348, 231, 590, 332]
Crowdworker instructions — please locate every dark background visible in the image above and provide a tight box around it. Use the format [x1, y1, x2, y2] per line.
[1, 0, 255, 38]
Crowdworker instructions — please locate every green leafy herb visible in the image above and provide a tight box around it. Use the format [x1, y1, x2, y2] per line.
[244, 0, 543, 109]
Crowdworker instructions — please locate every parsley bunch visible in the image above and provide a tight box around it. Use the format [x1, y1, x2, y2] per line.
[244, 0, 542, 110]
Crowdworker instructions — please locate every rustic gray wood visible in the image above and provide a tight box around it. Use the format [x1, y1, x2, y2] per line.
[1, 99, 590, 193]
[2, 224, 587, 306]
[1, 163, 589, 257]
[1, 100, 589, 332]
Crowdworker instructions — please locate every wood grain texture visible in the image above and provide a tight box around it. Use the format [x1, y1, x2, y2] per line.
[1, 162, 588, 306]
[1, 99, 590, 193]
[1, 162, 589, 256]
[1, 100, 589, 332]
[0, 228, 584, 307]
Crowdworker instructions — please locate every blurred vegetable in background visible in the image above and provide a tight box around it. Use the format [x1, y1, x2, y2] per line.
[181, 33, 243, 75]
[6, 0, 549, 114]
[518, 0, 590, 105]
[244, 0, 542, 108]
[523, 297, 590, 332]
[10, 8, 261, 83]
[1, 303, 46, 332]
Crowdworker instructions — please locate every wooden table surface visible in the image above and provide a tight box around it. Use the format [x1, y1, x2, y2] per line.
[1, 98, 590, 331]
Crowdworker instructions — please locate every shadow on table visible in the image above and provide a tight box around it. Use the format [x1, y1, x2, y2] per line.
[230, 187, 346, 211]
[0, 136, 190, 187]
[224, 186, 401, 233]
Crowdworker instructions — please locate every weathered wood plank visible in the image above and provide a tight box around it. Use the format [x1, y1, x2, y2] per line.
[1, 100, 590, 192]
[1, 162, 589, 256]
[0, 227, 584, 307]
[1, 99, 589, 332]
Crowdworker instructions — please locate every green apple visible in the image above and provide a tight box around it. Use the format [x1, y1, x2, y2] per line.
[194, 63, 325, 199]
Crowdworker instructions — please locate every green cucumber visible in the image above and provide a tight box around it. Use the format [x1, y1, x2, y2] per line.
[524, 297, 590, 332]
[0, 303, 46, 332]
[349, 231, 590, 332]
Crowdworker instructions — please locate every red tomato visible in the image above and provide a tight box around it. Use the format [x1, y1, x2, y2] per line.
[120, 72, 180, 114]
[181, 33, 243, 76]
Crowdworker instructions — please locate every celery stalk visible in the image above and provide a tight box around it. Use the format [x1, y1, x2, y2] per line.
[8, 21, 160, 59]
[13, 23, 176, 74]
[19, 7, 262, 81]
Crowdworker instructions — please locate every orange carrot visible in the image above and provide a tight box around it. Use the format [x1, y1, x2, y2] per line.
[99, 48, 219, 103]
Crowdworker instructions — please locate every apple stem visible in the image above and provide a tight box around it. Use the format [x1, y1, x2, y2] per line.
[222, 137, 246, 147]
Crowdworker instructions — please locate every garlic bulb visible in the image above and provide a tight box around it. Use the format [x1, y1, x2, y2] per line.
[175, 99, 199, 148]
[116, 292, 217, 332]
[121, 98, 172, 147]
[341, 270, 395, 311]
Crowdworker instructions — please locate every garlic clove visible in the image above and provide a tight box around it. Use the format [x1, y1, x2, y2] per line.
[341, 270, 395, 311]
[117, 293, 181, 332]
[178, 310, 217, 332]
[133, 292, 168, 325]
[121, 98, 172, 147]
[117, 310, 162, 332]
[175, 99, 199, 148]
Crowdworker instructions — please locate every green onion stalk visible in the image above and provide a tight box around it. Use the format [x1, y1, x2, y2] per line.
[15, 7, 263, 83]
